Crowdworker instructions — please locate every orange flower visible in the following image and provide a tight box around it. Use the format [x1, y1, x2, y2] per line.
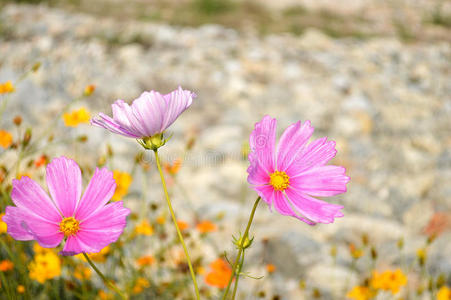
[177, 220, 189, 231]
[34, 155, 48, 168]
[83, 85, 95, 96]
[0, 260, 13, 272]
[164, 158, 182, 175]
[132, 277, 150, 294]
[423, 212, 451, 239]
[0, 130, 13, 148]
[0, 81, 15, 94]
[136, 255, 155, 267]
[205, 259, 232, 289]
[196, 220, 217, 233]
[74, 265, 92, 280]
[266, 264, 276, 273]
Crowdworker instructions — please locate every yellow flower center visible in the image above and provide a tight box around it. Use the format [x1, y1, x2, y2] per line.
[59, 217, 80, 236]
[269, 171, 290, 191]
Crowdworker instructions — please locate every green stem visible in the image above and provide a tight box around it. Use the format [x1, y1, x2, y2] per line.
[153, 150, 200, 300]
[231, 251, 245, 300]
[221, 196, 261, 300]
[82, 253, 127, 300]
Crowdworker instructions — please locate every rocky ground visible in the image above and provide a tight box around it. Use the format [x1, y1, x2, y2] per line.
[0, 3, 450, 299]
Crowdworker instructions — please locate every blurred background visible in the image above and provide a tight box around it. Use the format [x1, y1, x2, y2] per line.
[0, 0, 450, 299]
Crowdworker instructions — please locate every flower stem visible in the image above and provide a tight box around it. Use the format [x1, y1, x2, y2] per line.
[231, 252, 245, 300]
[82, 253, 127, 300]
[221, 196, 261, 300]
[153, 150, 200, 300]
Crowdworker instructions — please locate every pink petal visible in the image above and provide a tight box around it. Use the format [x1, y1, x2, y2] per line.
[80, 201, 130, 231]
[160, 87, 194, 132]
[61, 235, 96, 256]
[285, 188, 344, 224]
[248, 115, 277, 175]
[112, 100, 148, 137]
[289, 165, 350, 197]
[3, 207, 63, 247]
[253, 184, 274, 206]
[285, 137, 337, 175]
[46, 157, 82, 218]
[91, 113, 140, 138]
[10, 176, 61, 223]
[63, 200, 129, 255]
[276, 120, 314, 172]
[74, 167, 116, 221]
[247, 157, 270, 186]
[272, 190, 316, 225]
[131, 91, 166, 136]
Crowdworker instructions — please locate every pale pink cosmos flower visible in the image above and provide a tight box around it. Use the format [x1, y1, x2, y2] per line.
[247, 116, 350, 225]
[3, 156, 130, 255]
[91, 86, 195, 139]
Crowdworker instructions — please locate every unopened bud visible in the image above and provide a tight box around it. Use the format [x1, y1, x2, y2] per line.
[22, 128, 32, 147]
[13, 116, 22, 126]
[31, 62, 41, 72]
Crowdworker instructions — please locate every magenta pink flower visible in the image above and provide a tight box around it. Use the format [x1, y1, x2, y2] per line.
[3, 156, 130, 255]
[247, 116, 350, 225]
[91, 86, 195, 139]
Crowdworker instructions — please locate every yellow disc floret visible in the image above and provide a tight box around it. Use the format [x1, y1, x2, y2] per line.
[59, 217, 80, 236]
[269, 171, 290, 191]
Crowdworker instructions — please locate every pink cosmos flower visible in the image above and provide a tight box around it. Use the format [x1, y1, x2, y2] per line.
[3, 156, 130, 255]
[247, 116, 350, 225]
[91, 86, 195, 139]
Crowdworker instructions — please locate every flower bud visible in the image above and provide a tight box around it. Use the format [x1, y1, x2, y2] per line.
[13, 116, 22, 126]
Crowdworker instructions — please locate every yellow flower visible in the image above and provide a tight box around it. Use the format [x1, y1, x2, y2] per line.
[0, 213, 7, 234]
[349, 243, 364, 259]
[0, 130, 13, 149]
[76, 246, 110, 263]
[416, 248, 427, 266]
[0, 81, 15, 94]
[197, 266, 206, 275]
[16, 285, 25, 294]
[135, 220, 154, 236]
[74, 264, 92, 280]
[0, 260, 14, 272]
[156, 215, 166, 224]
[98, 290, 113, 300]
[112, 170, 132, 201]
[29, 251, 61, 283]
[132, 277, 150, 294]
[33, 243, 54, 255]
[437, 286, 451, 300]
[62, 107, 91, 127]
[371, 269, 407, 295]
[136, 255, 155, 267]
[346, 286, 373, 300]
